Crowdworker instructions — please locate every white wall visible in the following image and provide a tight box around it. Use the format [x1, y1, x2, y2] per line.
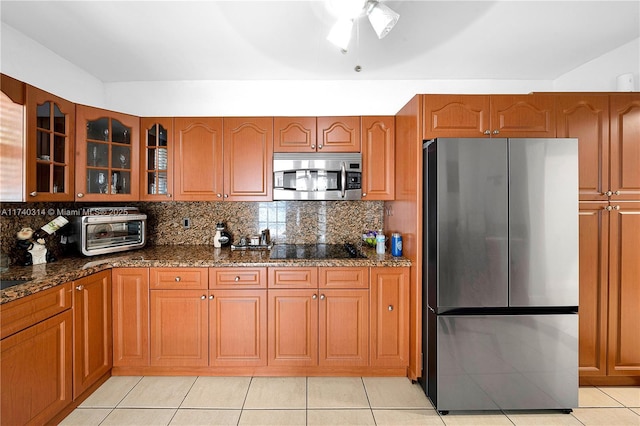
[0, 23, 105, 107]
[2, 20, 638, 116]
[553, 38, 640, 92]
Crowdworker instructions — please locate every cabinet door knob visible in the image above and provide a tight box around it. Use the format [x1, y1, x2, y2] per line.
[175, 276, 181, 282]
[217, 193, 222, 198]
[77, 193, 84, 198]
[167, 193, 172, 198]
[209, 295, 214, 300]
[75, 285, 84, 291]
[29, 191, 37, 197]
[318, 144, 323, 149]
[484, 130, 491, 135]
[605, 190, 613, 196]
[605, 205, 613, 211]
[362, 193, 367, 197]
[492, 130, 500, 135]
[614, 205, 621, 210]
[311, 144, 316, 149]
[320, 294, 326, 300]
[234, 276, 240, 282]
[312, 294, 317, 300]
[201, 295, 206, 300]
[388, 305, 394, 311]
[614, 191, 621, 195]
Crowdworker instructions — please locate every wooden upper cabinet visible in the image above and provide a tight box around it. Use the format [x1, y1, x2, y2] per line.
[140, 117, 173, 201]
[609, 94, 640, 201]
[423, 94, 490, 139]
[26, 85, 76, 201]
[223, 117, 273, 201]
[422, 94, 556, 139]
[362, 116, 395, 200]
[490, 94, 556, 137]
[578, 202, 609, 377]
[607, 201, 640, 376]
[274, 117, 317, 152]
[317, 116, 361, 152]
[557, 94, 610, 201]
[173, 117, 223, 201]
[75, 105, 139, 201]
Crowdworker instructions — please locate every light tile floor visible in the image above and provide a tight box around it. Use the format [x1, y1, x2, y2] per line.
[59, 376, 640, 426]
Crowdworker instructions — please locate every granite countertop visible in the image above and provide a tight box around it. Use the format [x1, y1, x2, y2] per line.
[0, 245, 411, 305]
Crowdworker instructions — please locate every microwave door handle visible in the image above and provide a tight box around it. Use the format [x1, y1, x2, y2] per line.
[340, 162, 346, 199]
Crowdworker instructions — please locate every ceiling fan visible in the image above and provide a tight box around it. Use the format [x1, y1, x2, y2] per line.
[326, 0, 400, 51]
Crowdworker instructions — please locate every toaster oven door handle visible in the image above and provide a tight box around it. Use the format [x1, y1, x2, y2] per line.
[340, 162, 346, 199]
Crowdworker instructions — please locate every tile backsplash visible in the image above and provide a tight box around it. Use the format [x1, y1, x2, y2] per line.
[1, 201, 383, 265]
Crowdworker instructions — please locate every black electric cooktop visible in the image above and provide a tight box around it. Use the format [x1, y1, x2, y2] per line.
[269, 243, 365, 260]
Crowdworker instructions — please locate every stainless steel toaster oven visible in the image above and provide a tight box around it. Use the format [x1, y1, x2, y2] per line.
[72, 207, 147, 256]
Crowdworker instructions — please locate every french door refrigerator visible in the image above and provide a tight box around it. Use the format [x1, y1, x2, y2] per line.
[422, 138, 579, 414]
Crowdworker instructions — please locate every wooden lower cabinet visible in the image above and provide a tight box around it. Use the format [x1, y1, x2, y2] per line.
[112, 268, 150, 367]
[1, 310, 73, 425]
[268, 290, 318, 366]
[209, 290, 267, 366]
[150, 289, 209, 367]
[72, 270, 112, 399]
[319, 289, 369, 366]
[579, 201, 640, 384]
[370, 267, 409, 368]
[607, 202, 640, 377]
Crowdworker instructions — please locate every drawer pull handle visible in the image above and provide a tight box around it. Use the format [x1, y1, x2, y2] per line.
[234, 276, 240, 282]
[175, 277, 181, 282]
[388, 305, 394, 311]
[75, 285, 84, 291]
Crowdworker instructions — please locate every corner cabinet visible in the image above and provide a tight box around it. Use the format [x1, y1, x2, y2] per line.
[75, 105, 140, 201]
[112, 268, 150, 367]
[26, 84, 76, 201]
[72, 270, 112, 398]
[140, 118, 173, 200]
[361, 116, 395, 200]
[422, 94, 556, 139]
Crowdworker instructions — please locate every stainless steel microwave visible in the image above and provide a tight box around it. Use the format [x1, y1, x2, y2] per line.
[273, 153, 362, 200]
[72, 207, 147, 256]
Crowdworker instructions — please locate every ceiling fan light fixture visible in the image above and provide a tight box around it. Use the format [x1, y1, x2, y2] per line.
[367, 1, 399, 39]
[327, 18, 354, 51]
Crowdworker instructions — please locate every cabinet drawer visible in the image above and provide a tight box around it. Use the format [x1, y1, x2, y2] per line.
[150, 268, 208, 289]
[268, 267, 318, 288]
[210, 267, 267, 289]
[1, 282, 72, 339]
[319, 267, 369, 289]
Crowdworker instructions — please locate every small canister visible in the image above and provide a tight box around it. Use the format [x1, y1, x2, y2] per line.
[391, 232, 402, 257]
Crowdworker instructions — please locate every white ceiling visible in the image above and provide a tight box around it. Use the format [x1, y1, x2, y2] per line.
[1, 0, 639, 83]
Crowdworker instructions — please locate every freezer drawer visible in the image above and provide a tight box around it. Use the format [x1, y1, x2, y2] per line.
[431, 314, 578, 412]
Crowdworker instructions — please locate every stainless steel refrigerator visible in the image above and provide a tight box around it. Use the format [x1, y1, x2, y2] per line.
[422, 138, 579, 414]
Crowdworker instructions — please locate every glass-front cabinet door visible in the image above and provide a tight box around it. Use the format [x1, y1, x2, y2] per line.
[76, 105, 139, 201]
[26, 85, 75, 201]
[140, 117, 173, 200]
